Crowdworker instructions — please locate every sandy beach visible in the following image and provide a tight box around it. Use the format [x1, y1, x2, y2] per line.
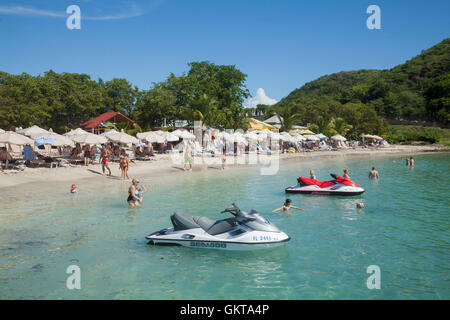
[0, 144, 448, 191]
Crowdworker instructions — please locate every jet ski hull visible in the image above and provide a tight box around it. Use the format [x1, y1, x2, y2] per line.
[285, 184, 364, 195]
[146, 228, 290, 251]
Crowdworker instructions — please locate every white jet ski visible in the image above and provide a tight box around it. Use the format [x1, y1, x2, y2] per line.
[146, 204, 290, 250]
[285, 173, 365, 196]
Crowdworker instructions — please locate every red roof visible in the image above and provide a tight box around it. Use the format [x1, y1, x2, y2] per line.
[80, 112, 135, 129]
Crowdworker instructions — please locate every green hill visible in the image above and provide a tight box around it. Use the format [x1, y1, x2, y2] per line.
[275, 38, 450, 128]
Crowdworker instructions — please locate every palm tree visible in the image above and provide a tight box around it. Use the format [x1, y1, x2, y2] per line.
[273, 104, 301, 131]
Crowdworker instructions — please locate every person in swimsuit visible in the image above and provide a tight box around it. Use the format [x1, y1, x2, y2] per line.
[100, 145, 112, 176]
[343, 169, 350, 178]
[221, 148, 226, 170]
[119, 154, 130, 180]
[183, 145, 193, 171]
[406, 158, 410, 166]
[272, 199, 304, 213]
[135, 185, 147, 204]
[369, 167, 379, 179]
[310, 170, 316, 179]
[409, 157, 415, 168]
[127, 178, 141, 207]
[83, 144, 91, 166]
[70, 184, 77, 194]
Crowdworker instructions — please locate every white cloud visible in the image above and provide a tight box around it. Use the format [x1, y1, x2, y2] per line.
[245, 88, 277, 108]
[0, 4, 145, 20]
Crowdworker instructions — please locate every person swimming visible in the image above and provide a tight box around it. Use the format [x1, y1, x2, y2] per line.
[70, 184, 77, 194]
[272, 199, 304, 213]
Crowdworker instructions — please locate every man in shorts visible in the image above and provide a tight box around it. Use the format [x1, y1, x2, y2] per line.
[100, 145, 112, 176]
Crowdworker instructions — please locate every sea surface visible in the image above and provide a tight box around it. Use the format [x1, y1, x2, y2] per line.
[0, 153, 449, 299]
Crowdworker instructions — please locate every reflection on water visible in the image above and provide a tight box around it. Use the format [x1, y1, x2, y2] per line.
[0, 153, 449, 299]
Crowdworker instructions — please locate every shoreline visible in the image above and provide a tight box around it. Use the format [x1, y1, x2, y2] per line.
[0, 145, 448, 191]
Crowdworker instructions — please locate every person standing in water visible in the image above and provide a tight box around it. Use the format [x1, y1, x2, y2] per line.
[409, 157, 415, 168]
[127, 178, 141, 207]
[406, 158, 410, 166]
[272, 199, 304, 213]
[369, 167, 379, 179]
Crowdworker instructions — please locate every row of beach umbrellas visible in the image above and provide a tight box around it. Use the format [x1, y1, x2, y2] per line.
[1, 125, 356, 149]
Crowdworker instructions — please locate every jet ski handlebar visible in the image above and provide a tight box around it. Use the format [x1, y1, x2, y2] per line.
[221, 203, 241, 216]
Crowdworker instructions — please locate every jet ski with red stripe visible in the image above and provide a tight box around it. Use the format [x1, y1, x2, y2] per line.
[285, 173, 364, 195]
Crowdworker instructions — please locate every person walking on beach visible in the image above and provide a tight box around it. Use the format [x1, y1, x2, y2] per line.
[310, 170, 316, 179]
[127, 178, 141, 207]
[83, 144, 91, 166]
[221, 148, 226, 170]
[119, 154, 130, 180]
[273, 199, 304, 213]
[100, 145, 112, 176]
[183, 144, 193, 171]
[369, 167, 379, 179]
[343, 169, 350, 178]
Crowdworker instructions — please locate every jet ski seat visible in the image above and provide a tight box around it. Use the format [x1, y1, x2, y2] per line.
[171, 212, 203, 231]
[171, 212, 236, 235]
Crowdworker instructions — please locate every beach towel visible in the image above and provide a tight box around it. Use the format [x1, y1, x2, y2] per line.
[23, 145, 35, 161]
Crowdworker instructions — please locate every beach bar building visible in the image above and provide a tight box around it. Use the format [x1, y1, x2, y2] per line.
[80, 112, 136, 134]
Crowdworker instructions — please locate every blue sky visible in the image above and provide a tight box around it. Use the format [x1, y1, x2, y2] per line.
[0, 0, 449, 106]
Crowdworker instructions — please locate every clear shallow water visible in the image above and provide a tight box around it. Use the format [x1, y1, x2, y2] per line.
[0, 153, 449, 299]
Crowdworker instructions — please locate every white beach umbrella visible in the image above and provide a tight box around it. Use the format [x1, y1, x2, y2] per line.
[18, 125, 50, 137]
[101, 129, 119, 138]
[164, 132, 179, 142]
[142, 132, 165, 144]
[64, 128, 89, 137]
[331, 134, 347, 141]
[0, 128, 5, 134]
[72, 132, 108, 145]
[0, 131, 34, 145]
[107, 130, 139, 145]
[304, 134, 320, 141]
[244, 132, 258, 141]
[30, 131, 74, 147]
[178, 130, 196, 140]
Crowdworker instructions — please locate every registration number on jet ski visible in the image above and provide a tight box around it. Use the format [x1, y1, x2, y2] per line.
[252, 235, 275, 241]
[190, 241, 227, 248]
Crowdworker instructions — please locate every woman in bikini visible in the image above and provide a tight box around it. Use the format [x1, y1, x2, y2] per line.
[119, 153, 130, 180]
[272, 199, 304, 213]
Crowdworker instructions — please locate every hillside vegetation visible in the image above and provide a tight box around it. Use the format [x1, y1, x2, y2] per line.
[272, 38, 450, 135]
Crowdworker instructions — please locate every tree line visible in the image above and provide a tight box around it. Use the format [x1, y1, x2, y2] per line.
[0, 61, 250, 133]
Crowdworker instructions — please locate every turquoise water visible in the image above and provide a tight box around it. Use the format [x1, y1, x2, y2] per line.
[0, 153, 449, 299]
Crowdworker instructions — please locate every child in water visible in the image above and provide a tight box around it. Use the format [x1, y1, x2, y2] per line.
[70, 184, 77, 194]
[272, 199, 304, 213]
[135, 185, 147, 203]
